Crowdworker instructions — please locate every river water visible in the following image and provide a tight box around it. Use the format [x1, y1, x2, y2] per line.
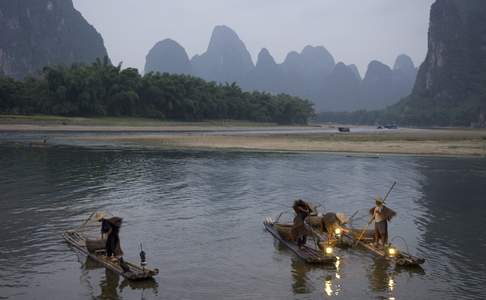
[0, 142, 485, 299]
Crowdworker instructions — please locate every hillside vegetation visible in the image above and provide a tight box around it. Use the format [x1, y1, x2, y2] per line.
[0, 58, 314, 125]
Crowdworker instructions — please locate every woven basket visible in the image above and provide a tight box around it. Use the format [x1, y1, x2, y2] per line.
[86, 238, 106, 253]
[274, 224, 294, 241]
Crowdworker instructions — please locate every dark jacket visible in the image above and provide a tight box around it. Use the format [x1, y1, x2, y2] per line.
[102, 217, 123, 257]
[292, 200, 311, 240]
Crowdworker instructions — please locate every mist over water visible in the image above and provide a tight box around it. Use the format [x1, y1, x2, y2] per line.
[0, 145, 485, 299]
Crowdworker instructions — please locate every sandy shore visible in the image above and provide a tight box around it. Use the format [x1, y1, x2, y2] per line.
[71, 130, 486, 156]
[1, 116, 485, 156]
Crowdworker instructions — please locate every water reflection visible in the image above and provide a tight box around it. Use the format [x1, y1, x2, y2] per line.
[291, 258, 313, 294]
[366, 256, 427, 300]
[119, 278, 158, 296]
[366, 258, 397, 300]
[415, 158, 486, 299]
[324, 275, 333, 296]
[334, 256, 341, 280]
[81, 257, 158, 300]
[99, 269, 121, 300]
[321, 257, 342, 297]
[289, 255, 344, 297]
[388, 277, 395, 290]
[274, 238, 341, 296]
[1, 145, 485, 299]
[368, 258, 391, 292]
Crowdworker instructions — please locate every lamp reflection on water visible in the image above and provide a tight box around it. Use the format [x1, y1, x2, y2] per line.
[324, 278, 333, 296]
[388, 277, 395, 292]
[387, 274, 396, 300]
[335, 256, 341, 279]
[323, 257, 342, 297]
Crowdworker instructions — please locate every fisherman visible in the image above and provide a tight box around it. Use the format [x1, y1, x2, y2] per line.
[292, 199, 311, 249]
[370, 197, 396, 248]
[99, 216, 124, 261]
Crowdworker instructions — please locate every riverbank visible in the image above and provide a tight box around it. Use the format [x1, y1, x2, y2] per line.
[0, 115, 279, 130]
[1, 115, 485, 156]
[72, 129, 486, 156]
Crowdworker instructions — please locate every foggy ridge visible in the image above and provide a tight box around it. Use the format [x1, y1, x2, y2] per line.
[145, 26, 418, 112]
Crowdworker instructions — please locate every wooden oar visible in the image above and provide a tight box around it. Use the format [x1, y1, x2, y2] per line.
[354, 181, 397, 246]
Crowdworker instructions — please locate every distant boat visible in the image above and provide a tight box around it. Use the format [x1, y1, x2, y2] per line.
[384, 124, 398, 129]
[338, 127, 350, 132]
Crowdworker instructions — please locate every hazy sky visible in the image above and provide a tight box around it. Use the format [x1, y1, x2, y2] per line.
[73, 0, 435, 75]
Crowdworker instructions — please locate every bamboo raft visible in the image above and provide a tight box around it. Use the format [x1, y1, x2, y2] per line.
[263, 217, 337, 265]
[342, 228, 425, 267]
[63, 230, 159, 281]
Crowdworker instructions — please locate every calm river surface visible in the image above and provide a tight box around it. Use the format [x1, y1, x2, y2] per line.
[0, 142, 485, 299]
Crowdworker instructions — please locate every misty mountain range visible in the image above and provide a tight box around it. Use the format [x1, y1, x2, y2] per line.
[145, 25, 418, 112]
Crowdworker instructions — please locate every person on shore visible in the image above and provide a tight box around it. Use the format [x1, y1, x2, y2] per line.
[99, 216, 124, 261]
[292, 199, 311, 249]
[369, 197, 396, 248]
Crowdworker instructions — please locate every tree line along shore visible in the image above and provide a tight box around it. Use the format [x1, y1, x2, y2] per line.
[0, 58, 314, 125]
